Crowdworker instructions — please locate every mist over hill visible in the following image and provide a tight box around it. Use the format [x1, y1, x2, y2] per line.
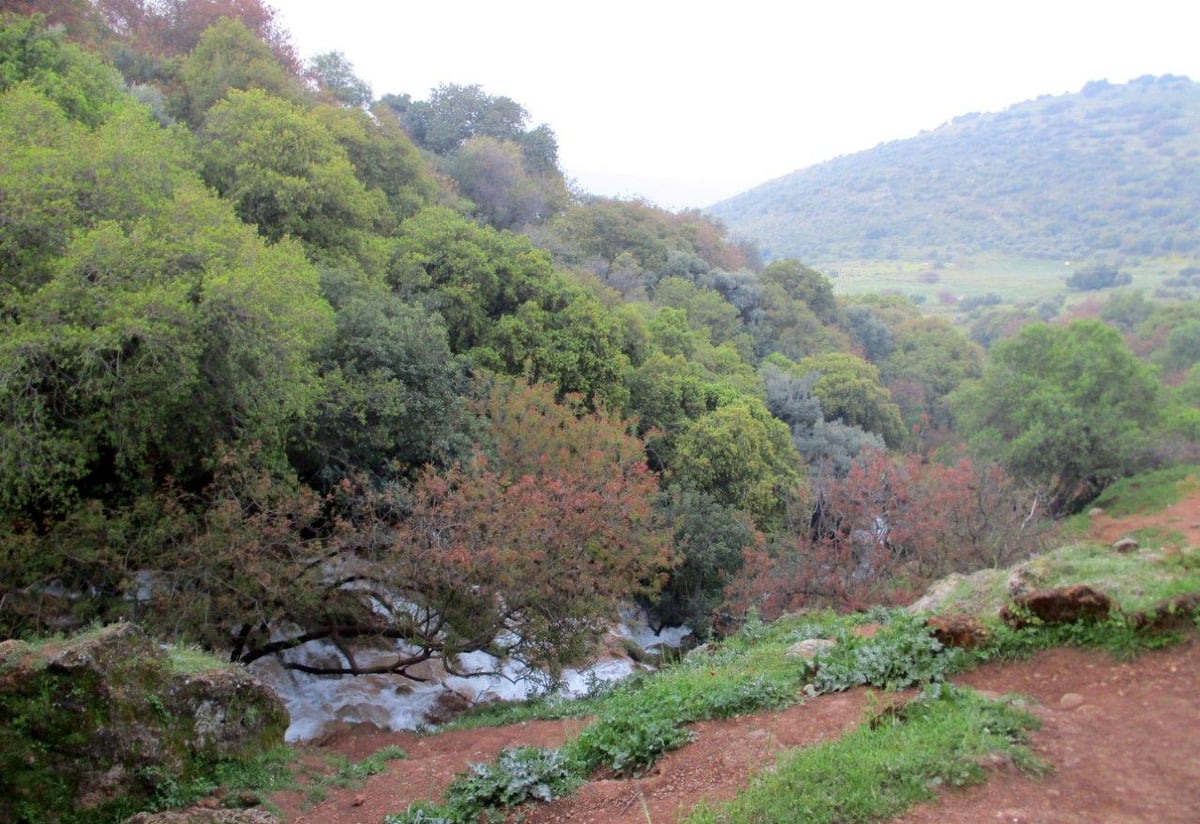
[708, 75, 1200, 265]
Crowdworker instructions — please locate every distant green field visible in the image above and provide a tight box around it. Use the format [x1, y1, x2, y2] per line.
[824, 253, 1199, 318]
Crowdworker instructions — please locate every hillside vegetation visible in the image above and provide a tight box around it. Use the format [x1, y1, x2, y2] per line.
[709, 75, 1200, 266]
[0, 0, 1198, 748]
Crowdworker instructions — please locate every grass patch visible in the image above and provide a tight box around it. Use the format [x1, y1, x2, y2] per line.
[321, 744, 407, 788]
[1081, 465, 1198, 518]
[165, 643, 230, 674]
[683, 684, 1044, 824]
[437, 689, 599, 732]
[922, 541, 1200, 618]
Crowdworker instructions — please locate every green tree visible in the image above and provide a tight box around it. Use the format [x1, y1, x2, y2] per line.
[643, 490, 758, 638]
[671, 397, 806, 531]
[881, 316, 983, 435]
[950, 320, 1162, 512]
[0, 13, 125, 125]
[174, 16, 304, 125]
[293, 284, 473, 486]
[0, 85, 87, 295]
[313, 101, 437, 225]
[0, 182, 332, 515]
[652, 276, 744, 348]
[759, 259, 840, 323]
[449, 135, 567, 230]
[402, 82, 533, 155]
[793, 352, 906, 447]
[308, 49, 372, 106]
[388, 206, 559, 352]
[198, 87, 387, 266]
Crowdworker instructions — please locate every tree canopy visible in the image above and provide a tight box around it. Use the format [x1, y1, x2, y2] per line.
[951, 320, 1162, 511]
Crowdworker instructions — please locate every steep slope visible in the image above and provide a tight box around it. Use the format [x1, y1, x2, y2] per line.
[709, 75, 1200, 265]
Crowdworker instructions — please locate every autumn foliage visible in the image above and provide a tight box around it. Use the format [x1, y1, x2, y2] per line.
[725, 451, 1053, 618]
[119, 381, 674, 677]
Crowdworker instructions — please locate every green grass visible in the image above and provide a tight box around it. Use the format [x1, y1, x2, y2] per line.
[382, 596, 1196, 824]
[165, 643, 231, 674]
[322, 744, 407, 787]
[830, 253, 1074, 309]
[1076, 464, 1198, 518]
[682, 684, 1044, 824]
[829, 253, 1200, 320]
[927, 539, 1200, 620]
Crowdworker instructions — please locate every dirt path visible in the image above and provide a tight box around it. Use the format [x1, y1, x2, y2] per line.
[269, 640, 1199, 824]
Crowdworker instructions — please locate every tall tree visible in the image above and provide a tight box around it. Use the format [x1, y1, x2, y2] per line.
[198, 87, 387, 266]
[175, 16, 304, 124]
[792, 352, 907, 447]
[307, 50, 372, 107]
[951, 320, 1162, 512]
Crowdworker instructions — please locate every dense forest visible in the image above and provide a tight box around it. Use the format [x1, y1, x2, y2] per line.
[709, 75, 1200, 264]
[2, 3, 1199, 683]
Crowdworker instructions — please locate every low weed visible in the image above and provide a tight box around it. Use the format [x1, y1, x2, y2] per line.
[683, 684, 1044, 824]
[804, 613, 969, 694]
[568, 706, 695, 777]
[979, 614, 1188, 663]
[384, 746, 578, 824]
[318, 744, 407, 789]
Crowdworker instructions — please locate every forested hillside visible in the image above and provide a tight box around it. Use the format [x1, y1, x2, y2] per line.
[2, 3, 1199, 688]
[709, 75, 1200, 264]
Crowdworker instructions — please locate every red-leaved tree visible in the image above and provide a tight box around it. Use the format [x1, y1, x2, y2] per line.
[218, 379, 672, 677]
[724, 451, 1053, 619]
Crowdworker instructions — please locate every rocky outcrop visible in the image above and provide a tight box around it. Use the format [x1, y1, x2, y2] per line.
[1130, 593, 1200, 633]
[0, 623, 286, 823]
[1000, 584, 1114, 628]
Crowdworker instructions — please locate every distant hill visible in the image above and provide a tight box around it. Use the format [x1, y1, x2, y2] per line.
[708, 75, 1200, 265]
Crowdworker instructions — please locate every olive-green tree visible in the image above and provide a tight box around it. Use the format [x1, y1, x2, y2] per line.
[951, 320, 1163, 512]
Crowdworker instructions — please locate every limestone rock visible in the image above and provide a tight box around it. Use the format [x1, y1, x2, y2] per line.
[1130, 593, 1200, 633]
[1006, 563, 1041, 597]
[1112, 537, 1139, 553]
[906, 573, 968, 614]
[0, 623, 286, 823]
[1059, 692, 1085, 710]
[785, 638, 836, 661]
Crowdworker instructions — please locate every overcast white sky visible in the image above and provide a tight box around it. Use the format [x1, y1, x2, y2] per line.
[273, 0, 1200, 211]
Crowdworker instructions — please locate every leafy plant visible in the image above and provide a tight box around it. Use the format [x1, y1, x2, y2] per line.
[385, 747, 578, 824]
[569, 707, 695, 777]
[805, 614, 968, 694]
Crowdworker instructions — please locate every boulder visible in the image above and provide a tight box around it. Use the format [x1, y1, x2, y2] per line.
[1005, 562, 1044, 597]
[926, 614, 989, 649]
[0, 623, 286, 823]
[1000, 584, 1113, 628]
[785, 638, 836, 661]
[906, 573, 968, 614]
[1112, 537, 1139, 553]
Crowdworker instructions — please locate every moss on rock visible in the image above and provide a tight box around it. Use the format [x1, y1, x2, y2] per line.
[0, 623, 286, 823]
